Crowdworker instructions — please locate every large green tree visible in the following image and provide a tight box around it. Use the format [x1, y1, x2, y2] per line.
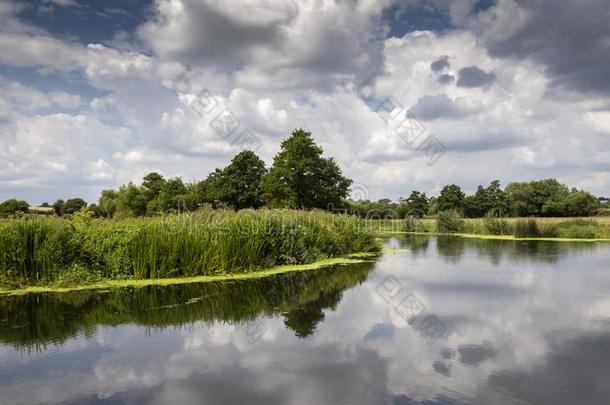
[542, 189, 600, 216]
[505, 178, 569, 216]
[403, 191, 429, 217]
[142, 172, 166, 200]
[221, 150, 267, 209]
[437, 184, 465, 213]
[464, 180, 508, 217]
[147, 177, 188, 214]
[262, 129, 352, 209]
[116, 183, 148, 217]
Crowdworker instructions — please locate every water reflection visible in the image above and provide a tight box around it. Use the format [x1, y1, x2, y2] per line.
[0, 262, 375, 350]
[393, 234, 599, 265]
[2, 236, 610, 405]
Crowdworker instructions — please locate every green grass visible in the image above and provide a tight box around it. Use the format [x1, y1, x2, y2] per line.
[0, 209, 380, 289]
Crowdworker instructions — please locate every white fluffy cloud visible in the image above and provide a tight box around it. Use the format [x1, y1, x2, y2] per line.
[1, 0, 610, 203]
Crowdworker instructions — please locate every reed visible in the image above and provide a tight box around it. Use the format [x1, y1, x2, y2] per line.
[436, 210, 465, 233]
[0, 209, 380, 288]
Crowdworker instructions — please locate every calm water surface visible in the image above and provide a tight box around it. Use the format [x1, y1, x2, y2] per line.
[2, 235, 610, 404]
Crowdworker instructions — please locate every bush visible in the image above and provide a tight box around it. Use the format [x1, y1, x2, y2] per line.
[403, 217, 427, 232]
[556, 219, 601, 239]
[539, 223, 559, 237]
[483, 216, 513, 235]
[436, 210, 465, 233]
[514, 219, 559, 238]
[514, 219, 540, 237]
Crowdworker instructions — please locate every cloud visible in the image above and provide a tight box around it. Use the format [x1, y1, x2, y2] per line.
[430, 55, 450, 72]
[407, 94, 483, 120]
[456, 66, 497, 88]
[437, 73, 455, 85]
[1, 0, 610, 203]
[476, 0, 610, 94]
[139, 0, 391, 91]
[0, 79, 84, 111]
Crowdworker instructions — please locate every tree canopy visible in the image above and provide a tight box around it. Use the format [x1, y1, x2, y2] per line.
[0, 199, 29, 216]
[262, 129, 352, 209]
[437, 184, 465, 212]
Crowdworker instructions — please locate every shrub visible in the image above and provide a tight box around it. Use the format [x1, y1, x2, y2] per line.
[436, 210, 465, 233]
[556, 219, 600, 239]
[514, 219, 540, 237]
[482, 216, 512, 235]
[403, 217, 433, 233]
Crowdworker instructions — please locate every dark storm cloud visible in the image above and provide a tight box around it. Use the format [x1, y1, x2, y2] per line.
[407, 94, 480, 120]
[456, 66, 496, 88]
[437, 73, 454, 85]
[430, 55, 449, 72]
[482, 0, 610, 94]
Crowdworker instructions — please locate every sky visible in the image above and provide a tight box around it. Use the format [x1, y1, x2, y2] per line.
[0, 0, 609, 204]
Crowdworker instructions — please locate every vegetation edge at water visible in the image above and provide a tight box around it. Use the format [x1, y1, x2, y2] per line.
[0, 210, 381, 290]
[377, 230, 610, 243]
[0, 254, 379, 296]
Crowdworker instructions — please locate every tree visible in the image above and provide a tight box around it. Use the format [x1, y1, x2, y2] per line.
[464, 180, 508, 217]
[196, 168, 227, 207]
[52, 199, 65, 216]
[262, 129, 352, 209]
[404, 191, 429, 217]
[506, 178, 569, 216]
[87, 203, 102, 218]
[98, 189, 119, 218]
[116, 183, 148, 217]
[0, 199, 29, 216]
[221, 150, 267, 209]
[142, 172, 165, 200]
[62, 198, 87, 215]
[542, 189, 600, 216]
[437, 184, 465, 213]
[148, 177, 188, 214]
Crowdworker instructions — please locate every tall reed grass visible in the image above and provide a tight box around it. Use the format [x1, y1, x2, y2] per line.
[436, 210, 465, 233]
[0, 209, 380, 287]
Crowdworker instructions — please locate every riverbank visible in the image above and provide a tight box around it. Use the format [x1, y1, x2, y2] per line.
[378, 231, 610, 243]
[373, 216, 610, 241]
[0, 210, 381, 291]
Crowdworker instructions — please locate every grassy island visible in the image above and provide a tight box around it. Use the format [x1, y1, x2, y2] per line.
[0, 209, 380, 292]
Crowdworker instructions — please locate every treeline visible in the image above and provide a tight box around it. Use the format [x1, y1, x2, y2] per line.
[346, 179, 605, 218]
[94, 129, 351, 218]
[0, 128, 607, 219]
[0, 129, 351, 218]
